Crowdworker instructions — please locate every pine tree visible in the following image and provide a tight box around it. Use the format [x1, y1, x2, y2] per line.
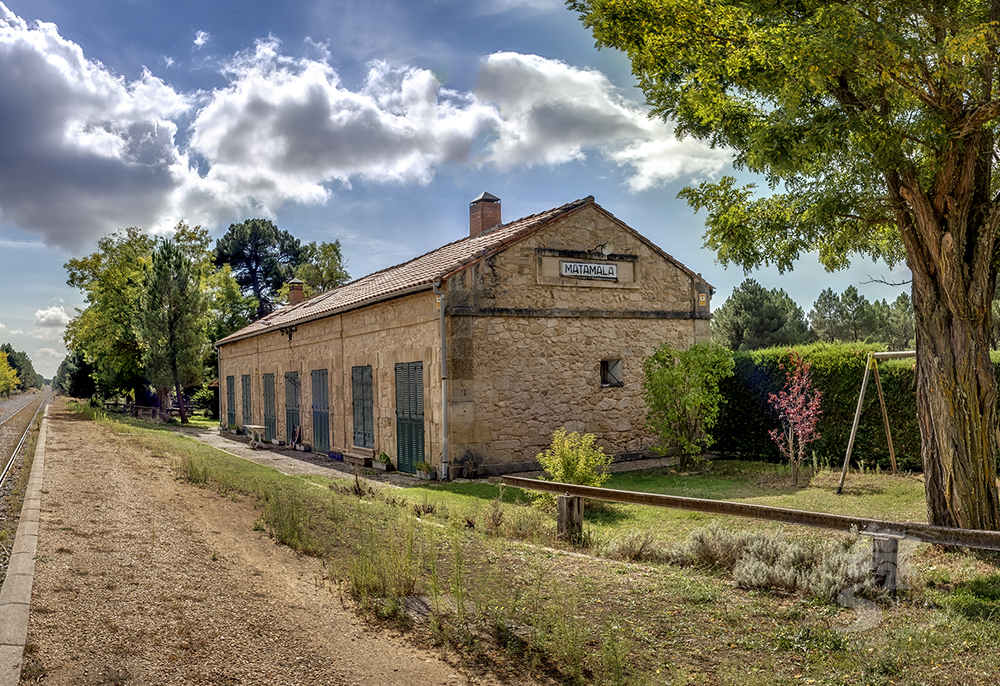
[138, 240, 208, 423]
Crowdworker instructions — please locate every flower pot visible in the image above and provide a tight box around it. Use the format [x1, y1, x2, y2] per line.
[372, 460, 394, 472]
[416, 469, 436, 481]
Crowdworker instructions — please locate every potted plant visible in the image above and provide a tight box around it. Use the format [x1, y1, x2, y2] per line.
[415, 460, 436, 481]
[373, 452, 394, 471]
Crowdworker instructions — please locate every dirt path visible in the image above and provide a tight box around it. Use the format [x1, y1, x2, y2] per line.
[22, 402, 531, 685]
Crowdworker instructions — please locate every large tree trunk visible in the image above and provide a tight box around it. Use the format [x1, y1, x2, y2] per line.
[912, 281, 1000, 529]
[894, 133, 1000, 530]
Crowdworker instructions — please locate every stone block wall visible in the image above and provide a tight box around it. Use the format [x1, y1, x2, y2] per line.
[443, 201, 711, 473]
[219, 291, 441, 466]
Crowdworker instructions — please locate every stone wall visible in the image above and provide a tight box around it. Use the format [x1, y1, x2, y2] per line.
[445, 202, 710, 473]
[220, 201, 712, 476]
[219, 291, 441, 465]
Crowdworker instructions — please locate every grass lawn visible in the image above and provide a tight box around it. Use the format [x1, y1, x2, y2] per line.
[71, 404, 1000, 685]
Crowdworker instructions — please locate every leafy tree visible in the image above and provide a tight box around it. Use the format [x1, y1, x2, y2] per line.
[64, 227, 154, 400]
[808, 288, 843, 344]
[0, 355, 19, 397]
[768, 351, 823, 486]
[53, 350, 97, 399]
[643, 343, 734, 469]
[138, 240, 208, 424]
[572, 0, 1000, 528]
[712, 278, 811, 350]
[809, 287, 914, 348]
[883, 294, 915, 351]
[837, 286, 879, 342]
[289, 240, 350, 299]
[1, 343, 40, 390]
[214, 219, 305, 318]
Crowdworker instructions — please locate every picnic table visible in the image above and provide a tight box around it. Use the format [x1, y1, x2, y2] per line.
[244, 425, 267, 449]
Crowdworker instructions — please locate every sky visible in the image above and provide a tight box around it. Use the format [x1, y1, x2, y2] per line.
[0, 0, 911, 378]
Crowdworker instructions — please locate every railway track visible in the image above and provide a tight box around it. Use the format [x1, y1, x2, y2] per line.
[0, 388, 48, 498]
[0, 388, 47, 587]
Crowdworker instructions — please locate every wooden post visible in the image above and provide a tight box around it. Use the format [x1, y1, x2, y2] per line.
[871, 361, 898, 475]
[838, 353, 873, 494]
[557, 495, 584, 542]
[871, 536, 898, 592]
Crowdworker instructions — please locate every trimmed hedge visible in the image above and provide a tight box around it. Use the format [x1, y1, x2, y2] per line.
[712, 344, 922, 471]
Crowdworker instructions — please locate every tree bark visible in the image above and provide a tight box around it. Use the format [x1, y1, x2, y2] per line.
[892, 134, 1000, 531]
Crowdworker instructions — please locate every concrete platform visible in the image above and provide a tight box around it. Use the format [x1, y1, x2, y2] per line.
[0, 405, 47, 686]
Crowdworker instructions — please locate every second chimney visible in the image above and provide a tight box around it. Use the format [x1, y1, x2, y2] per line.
[469, 191, 501, 237]
[288, 278, 304, 305]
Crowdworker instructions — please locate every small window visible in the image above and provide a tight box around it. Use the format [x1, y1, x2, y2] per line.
[601, 359, 623, 387]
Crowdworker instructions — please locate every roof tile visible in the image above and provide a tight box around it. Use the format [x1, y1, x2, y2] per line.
[218, 196, 594, 345]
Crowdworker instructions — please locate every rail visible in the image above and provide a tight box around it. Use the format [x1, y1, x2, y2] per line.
[0, 391, 47, 490]
[502, 474, 1000, 590]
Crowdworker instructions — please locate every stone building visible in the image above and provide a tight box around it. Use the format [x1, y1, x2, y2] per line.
[216, 193, 712, 477]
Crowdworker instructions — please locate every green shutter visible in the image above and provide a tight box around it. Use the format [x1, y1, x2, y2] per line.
[395, 361, 424, 473]
[352, 366, 373, 449]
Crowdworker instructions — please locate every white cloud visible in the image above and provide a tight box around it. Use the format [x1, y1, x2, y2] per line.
[0, 321, 5, 332]
[35, 347, 63, 362]
[194, 30, 210, 47]
[0, 4, 729, 249]
[0, 3, 194, 250]
[187, 38, 501, 215]
[27, 305, 71, 339]
[476, 52, 730, 187]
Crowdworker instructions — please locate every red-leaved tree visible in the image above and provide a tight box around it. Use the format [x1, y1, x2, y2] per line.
[768, 350, 822, 485]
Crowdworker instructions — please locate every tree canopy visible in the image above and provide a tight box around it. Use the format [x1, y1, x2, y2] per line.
[137, 239, 209, 423]
[276, 240, 350, 302]
[1, 343, 40, 391]
[572, 0, 1000, 528]
[711, 278, 811, 350]
[0, 354, 19, 397]
[64, 227, 153, 400]
[214, 219, 306, 318]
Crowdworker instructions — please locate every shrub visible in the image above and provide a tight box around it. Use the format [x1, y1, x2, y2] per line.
[714, 343, 922, 471]
[535, 428, 613, 507]
[668, 522, 874, 601]
[643, 342, 735, 468]
[768, 350, 823, 484]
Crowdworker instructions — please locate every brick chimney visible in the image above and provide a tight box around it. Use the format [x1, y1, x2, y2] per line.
[469, 191, 501, 237]
[288, 278, 304, 305]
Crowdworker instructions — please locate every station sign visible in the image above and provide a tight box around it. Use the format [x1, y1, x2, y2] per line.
[560, 261, 618, 280]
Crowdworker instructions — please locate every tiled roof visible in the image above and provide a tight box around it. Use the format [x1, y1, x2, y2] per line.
[217, 196, 596, 346]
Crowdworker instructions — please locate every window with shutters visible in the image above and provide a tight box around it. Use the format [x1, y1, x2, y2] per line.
[601, 359, 623, 387]
[351, 365, 374, 449]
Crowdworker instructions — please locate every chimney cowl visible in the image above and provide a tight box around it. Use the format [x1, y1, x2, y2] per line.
[469, 191, 501, 237]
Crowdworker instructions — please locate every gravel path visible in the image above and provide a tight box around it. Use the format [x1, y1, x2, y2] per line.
[21, 401, 535, 685]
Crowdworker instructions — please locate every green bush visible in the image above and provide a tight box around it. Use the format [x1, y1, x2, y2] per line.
[713, 343, 922, 471]
[643, 342, 735, 468]
[535, 428, 613, 506]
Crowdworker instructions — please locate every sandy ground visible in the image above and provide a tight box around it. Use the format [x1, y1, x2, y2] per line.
[21, 401, 543, 685]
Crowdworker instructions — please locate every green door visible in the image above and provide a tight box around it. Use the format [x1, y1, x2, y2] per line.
[311, 369, 330, 454]
[241, 375, 252, 427]
[352, 366, 374, 449]
[225, 376, 235, 427]
[262, 373, 276, 441]
[395, 361, 424, 474]
[285, 371, 300, 444]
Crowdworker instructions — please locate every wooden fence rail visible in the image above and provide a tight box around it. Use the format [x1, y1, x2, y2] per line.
[501, 475, 1000, 590]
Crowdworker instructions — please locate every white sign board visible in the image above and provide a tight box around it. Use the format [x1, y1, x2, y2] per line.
[560, 261, 618, 280]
